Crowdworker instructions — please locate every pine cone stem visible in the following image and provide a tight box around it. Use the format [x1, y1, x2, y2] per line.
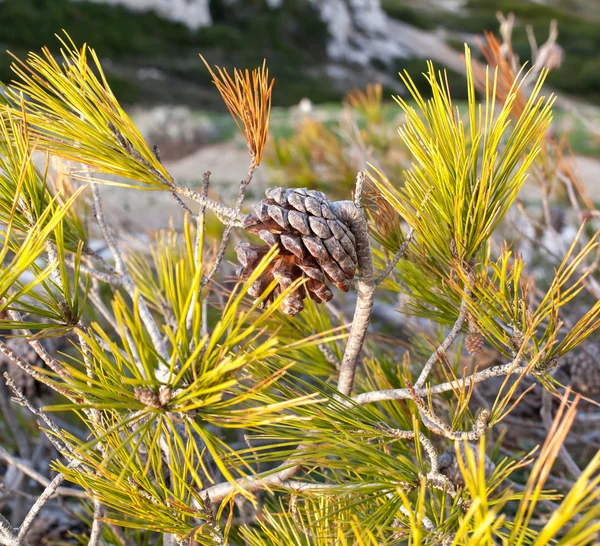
[331, 200, 375, 397]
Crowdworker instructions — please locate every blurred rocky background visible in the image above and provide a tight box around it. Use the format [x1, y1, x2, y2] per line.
[1, 0, 599, 223]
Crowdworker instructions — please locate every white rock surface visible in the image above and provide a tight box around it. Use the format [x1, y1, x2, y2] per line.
[310, 0, 409, 65]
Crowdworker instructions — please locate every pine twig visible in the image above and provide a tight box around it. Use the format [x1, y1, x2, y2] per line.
[89, 180, 170, 380]
[202, 158, 257, 288]
[4, 373, 79, 457]
[0, 341, 79, 403]
[375, 227, 415, 286]
[186, 171, 211, 331]
[413, 288, 472, 390]
[406, 382, 489, 441]
[332, 196, 375, 397]
[88, 501, 103, 546]
[17, 461, 81, 542]
[0, 511, 29, 546]
[354, 360, 531, 405]
[7, 310, 69, 380]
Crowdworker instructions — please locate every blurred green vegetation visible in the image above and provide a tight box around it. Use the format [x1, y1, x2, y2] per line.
[383, 0, 600, 103]
[0, 0, 336, 106]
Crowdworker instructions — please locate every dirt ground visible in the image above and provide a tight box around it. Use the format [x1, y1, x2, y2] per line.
[96, 139, 600, 232]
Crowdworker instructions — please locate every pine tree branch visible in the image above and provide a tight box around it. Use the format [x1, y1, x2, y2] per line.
[0, 511, 29, 546]
[375, 227, 415, 286]
[201, 463, 302, 504]
[202, 159, 257, 288]
[332, 196, 375, 397]
[413, 288, 472, 390]
[354, 360, 531, 405]
[89, 180, 170, 380]
[68, 258, 123, 285]
[7, 310, 69, 380]
[17, 461, 81, 542]
[88, 501, 103, 546]
[0, 341, 79, 403]
[186, 171, 210, 331]
[0, 448, 84, 500]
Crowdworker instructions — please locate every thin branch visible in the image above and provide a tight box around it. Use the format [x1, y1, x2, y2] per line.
[170, 181, 243, 227]
[89, 180, 169, 379]
[354, 360, 531, 405]
[87, 501, 103, 546]
[201, 462, 302, 504]
[4, 373, 77, 457]
[186, 171, 211, 331]
[375, 228, 415, 286]
[354, 170, 365, 208]
[406, 382, 489, 441]
[7, 310, 69, 379]
[317, 340, 341, 371]
[68, 258, 123, 285]
[0, 341, 79, 403]
[0, 379, 30, 460]
[332, 196, 375, 397]
[17, 461, 82, 542]
[0, 511, 29, 546]
[202, 159, 257, 288]
[413, 289, 471, 390]
[0, 448, 85, 500]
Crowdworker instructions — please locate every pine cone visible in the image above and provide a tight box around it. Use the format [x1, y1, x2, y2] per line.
[236, 187, 357, 315]
[439, 443, 496, 487]
[566, 342, 600, 397]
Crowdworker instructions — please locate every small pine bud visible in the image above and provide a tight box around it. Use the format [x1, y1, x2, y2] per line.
[134, 387, 161, 408]
[158, 386, 172, 407]
[466, 319, 484, 355]
[466, 331, 485, 355]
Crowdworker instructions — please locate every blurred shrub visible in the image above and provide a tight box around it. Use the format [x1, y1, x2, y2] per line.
[267, 84, 409, 197]
[0, 0, 335, 106]
[429, 0, 600, 103]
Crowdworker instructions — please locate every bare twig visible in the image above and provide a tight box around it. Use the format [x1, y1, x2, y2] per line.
[89, 181, 170, 380]
[0, 448, 84, 500]
[354, 360, 531, 405]
[7, 310, 69, 380]
[202, 159, 257, 288]
[375, 228, 415, 286]
[201, 463, 302, 504]
[0, 511, 29, 546]
[4, 374, 77, 457]
[354, 170, 365, 208]
[406, 383, 489, 441]
[87, 501, 103, 546]
[186, 171, 211, 331]
[17, 461, 82, 542]
[0, 341, 78, 403]
[332, 194, 375, 397]
[413, 291, 471, 389]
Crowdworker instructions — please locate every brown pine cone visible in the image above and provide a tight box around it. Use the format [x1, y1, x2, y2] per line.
[236, 187, 357, 316]
[566, 342, 600, 397]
